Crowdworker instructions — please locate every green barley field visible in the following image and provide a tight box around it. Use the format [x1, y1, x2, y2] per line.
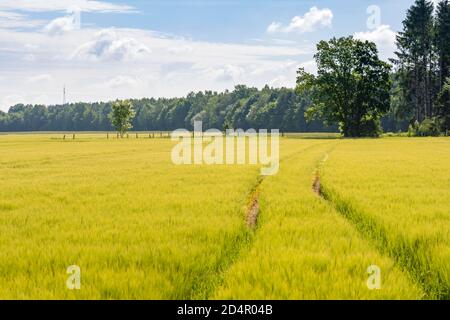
[0, 134, 449, 299]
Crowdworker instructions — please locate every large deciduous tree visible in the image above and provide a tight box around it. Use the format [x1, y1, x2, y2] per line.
[110, 100, 136, 137]
[296, 36, 391, 137]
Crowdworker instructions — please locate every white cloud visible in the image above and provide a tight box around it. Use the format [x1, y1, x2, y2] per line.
[0, 25, 313, 111]
[1, 94, 26, 110]
[0, 0, 133, 13]
[267, 22, 283, 34]
[26, 74, 53, 84]
[0, 10, 45, 29]
[269, 75, 291, 88]
[268, 7, 333, 34]
[71, 29, 152, 61]
[23, 54, 36, 61]
[104, 75, 139, 88]
[102, 74, 158, 90]
[203, 65, 244, 82]
[250, 60, 298, 76]
[354, 25, 397, 61]
[168, 46, 194, 55]
[268, 38, 299, 46]
[44, 13, 79, 35]
[1, 93, 52, 110]
[24, 43, 39, 50]
[299, 60, 317, 75]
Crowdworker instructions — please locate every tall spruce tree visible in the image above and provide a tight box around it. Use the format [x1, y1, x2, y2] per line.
[436, 0, 450, 90]
[435, 1, 450, 132]
[394, 0, 435, 122]
[437, 77, 450, 132]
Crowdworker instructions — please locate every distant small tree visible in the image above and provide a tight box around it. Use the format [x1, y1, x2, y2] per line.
[110, 100, 136, 138]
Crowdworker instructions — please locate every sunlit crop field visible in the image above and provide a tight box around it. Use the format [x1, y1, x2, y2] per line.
[320, 138, 450, 299]
[0, 134, 448, 299]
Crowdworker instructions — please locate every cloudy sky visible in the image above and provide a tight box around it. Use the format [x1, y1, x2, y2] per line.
[0, 0, 434, 111]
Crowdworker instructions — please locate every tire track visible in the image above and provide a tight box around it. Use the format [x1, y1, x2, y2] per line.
[193, 141, 336, 299]
[182, 172, 264, 300]
[314, 149, 447, 299]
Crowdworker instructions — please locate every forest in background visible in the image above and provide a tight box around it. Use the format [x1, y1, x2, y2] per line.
[0, 86, 339, 132]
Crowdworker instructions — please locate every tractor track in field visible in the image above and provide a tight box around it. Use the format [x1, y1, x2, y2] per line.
[312, 147, 332, 196]
[246, 193, 260, 229]
[245, 141, 335, 231]
[181, 172, 265, 300]
[188, 141, 336, 300]
[245, 177, 264, 230]
[313, 150, 447, 300]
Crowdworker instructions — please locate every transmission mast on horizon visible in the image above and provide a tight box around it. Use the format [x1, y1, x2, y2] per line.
[63, 85, 66, 106]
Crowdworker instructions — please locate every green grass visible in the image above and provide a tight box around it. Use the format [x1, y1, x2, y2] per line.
[283, 132, 341, 139]
[0, 134, 448, 299]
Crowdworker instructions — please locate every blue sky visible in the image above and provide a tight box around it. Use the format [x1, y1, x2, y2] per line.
[84, 0, 410, 42]
[0, 0, 436, 110]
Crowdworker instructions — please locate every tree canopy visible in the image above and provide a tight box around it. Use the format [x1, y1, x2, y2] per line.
[297, 36, 391, 137]
[0, 86, 334, 133]
[110, 100, 136, 137]
[391, 0, 450, 132]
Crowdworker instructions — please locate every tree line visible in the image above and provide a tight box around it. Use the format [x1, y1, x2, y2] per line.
[391, 0, 450, 135]
[0, 86, 336, 133]
[0, 0, 449, 137]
